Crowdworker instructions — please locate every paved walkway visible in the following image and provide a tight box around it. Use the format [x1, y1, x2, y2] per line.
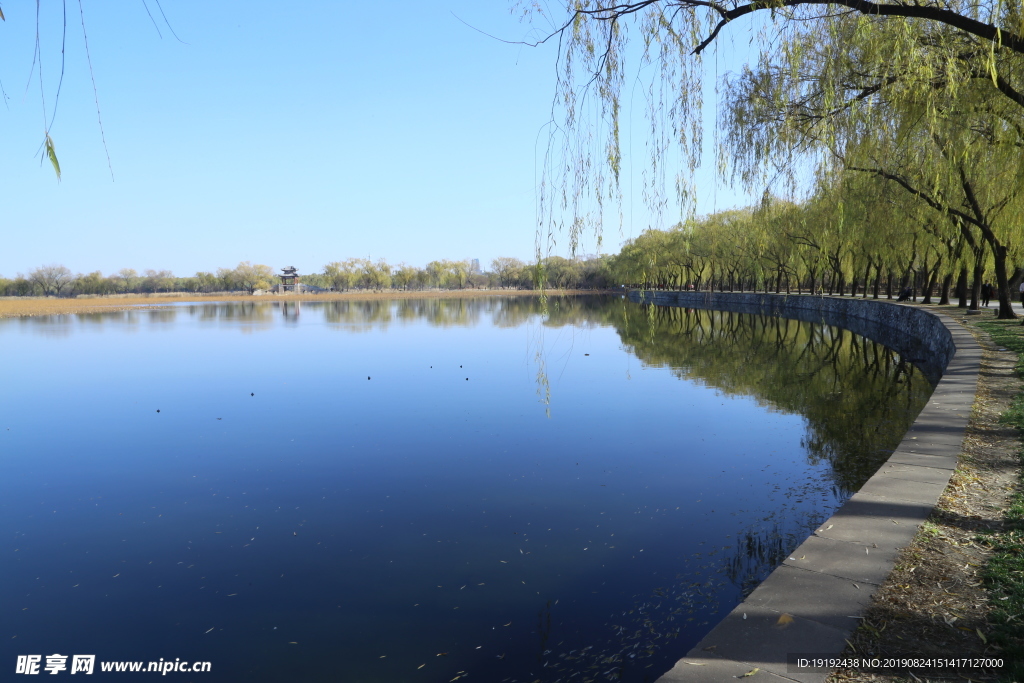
[656, 305, 982, 682]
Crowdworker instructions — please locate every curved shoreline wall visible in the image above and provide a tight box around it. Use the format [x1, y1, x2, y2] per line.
[631, 291, 955, 383]
[630, 292, 982, 683]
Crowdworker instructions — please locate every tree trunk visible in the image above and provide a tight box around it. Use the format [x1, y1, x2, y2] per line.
[970, 258, 984, 311]
[939, 271, 953, 305]
[956, 267, 969, 308]
[992, 244, 1017, 319]
[922, 262, 940, 305]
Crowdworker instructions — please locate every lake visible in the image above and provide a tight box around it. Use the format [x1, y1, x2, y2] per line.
[0, 295, 931, 682]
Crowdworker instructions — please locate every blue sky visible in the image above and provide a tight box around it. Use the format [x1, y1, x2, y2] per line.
[0, 1, 757, 278]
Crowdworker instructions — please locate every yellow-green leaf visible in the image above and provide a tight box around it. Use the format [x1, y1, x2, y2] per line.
[45, 133, 61, 181]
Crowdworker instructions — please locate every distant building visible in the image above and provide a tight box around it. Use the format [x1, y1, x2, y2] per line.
[264, 267, 326, 295]
[470, 259, 481, 274]
[278, 266, 300, 293]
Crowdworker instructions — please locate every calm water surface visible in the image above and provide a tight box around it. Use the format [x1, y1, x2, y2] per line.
[1, 296, 932, 682]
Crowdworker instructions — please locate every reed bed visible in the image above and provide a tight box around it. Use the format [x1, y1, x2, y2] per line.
[0, 289, 598, 319]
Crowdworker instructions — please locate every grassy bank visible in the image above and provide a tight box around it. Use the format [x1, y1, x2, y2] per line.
[975, 320, 1024, 681]
[0, 289, 606, 319]
[827, 306, 1023, 683]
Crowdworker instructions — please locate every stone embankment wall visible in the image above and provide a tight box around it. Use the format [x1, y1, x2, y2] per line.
[630, 290, 955, 383]
[628, 290, 981, 683]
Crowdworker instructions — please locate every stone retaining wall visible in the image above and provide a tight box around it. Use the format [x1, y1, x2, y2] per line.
[630, 291, 955, 383]
[628, 291, 982, 683]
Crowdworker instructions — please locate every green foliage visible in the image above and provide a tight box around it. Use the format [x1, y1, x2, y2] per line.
[974, 320, 1024, 678]
[0, 255, 613, 298]
[978, 320, 1024, 379]
[522, 1, 1024, 315]
[43, 133, 60, 181]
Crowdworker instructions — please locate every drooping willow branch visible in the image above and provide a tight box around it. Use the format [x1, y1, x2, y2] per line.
[539, 1, 1024, 57]
[690, 0, 1024, 55]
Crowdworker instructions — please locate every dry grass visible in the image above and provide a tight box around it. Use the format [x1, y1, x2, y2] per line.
[0, 289, 602, 319]
[827, 305, 1022, 682]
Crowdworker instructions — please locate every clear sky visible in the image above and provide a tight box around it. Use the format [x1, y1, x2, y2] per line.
[0, 1, 756, 278]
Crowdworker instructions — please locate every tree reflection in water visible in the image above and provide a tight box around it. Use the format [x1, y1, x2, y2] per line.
[503, 296, 931, 679]
[37, 294, 930, 681]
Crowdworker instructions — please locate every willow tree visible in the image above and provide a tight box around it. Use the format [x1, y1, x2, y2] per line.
[722, 10, 1024, 317]
[518, 1, 1024, 313]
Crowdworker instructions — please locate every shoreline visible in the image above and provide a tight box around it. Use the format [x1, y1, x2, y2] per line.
[629, 292, 1018, 681]
[637, 292, 981, 681]
[0, 289, 611, 319]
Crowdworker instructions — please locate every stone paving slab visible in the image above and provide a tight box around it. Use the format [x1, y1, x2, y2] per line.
[889, 439, 965, 456]
[816, 494, 934, 544]
[886, 450, 958, 469]
[902, 418, 970, 434]
[815, 517, 927, 550]
[742, 565, 876, 631]
[918, 423, 972, 434]
[856, 475, 950, 505]
[906, 409, 972, 421]
[900, 430, 969, 447]
[660, 651, 800, 682]
[782, 534, 900, 585]
[683, 605, 851, 683]
[874, 461, 957, 486]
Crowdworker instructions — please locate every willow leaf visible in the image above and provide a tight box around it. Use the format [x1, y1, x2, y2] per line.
[45, 133, 61, 181]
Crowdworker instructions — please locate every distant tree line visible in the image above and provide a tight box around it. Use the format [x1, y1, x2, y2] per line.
[606, 186, 1024, 314]
[0, 256, 613, 297]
